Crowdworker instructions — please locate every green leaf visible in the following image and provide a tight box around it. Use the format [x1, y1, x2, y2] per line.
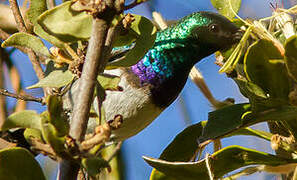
[160, 121, 207, 162]
[234, 78, 267, 99]
[241, 106, 297, 126]
[1, 32, 50, 57]
[284, 35, 297, 82]
[47, 95, 69, 136]
[211, 0, 241, 19]
[1, 110, 42, 131]
[27, 69, 74, 89]
[150, 121, 273, 180]
[150, 169, 176, 180]
[0, 147, 46, 180]
[81, 157, 110, 177]
[34, 23, 65, 48]
[37, 1, 92, 43]
[149, 121, 208, 180]
[40, 112, 66, 156]
[113, 30, 137, 47]
[106, 15, 157, 69]
[24, 128, 44, 144]
[144, 145, 297, 180]
[201, 103, 250, 141]
[97, 74, 121, 91]
[26, 0, 47, 25]
[244, 39, 289, 101]
[226, 127, 272, 141]
[234, 78, 287, 112]
[201, 104, 297, 141]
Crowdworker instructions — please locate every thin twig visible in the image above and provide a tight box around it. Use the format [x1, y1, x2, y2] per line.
[8, 0, 27, 32]
[8, 0, 45, 82]
[47, 0, 56, 9]
[0, 28, 10, 40]
[0, 49, 6, 128]
[124, 0, 148, 10]
[0, 138, 16, 150]
[189, 67, 219, 106]
[205, 153, 214, 180]
[107, 141, 122, 162]
[293, 166, 297, 180]
[0, 88, 44, 104]
[31, 139, 56, 158]
[152, 12, 168, 29]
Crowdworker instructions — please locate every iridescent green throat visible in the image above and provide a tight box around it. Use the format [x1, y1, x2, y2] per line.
[131, 12, 214, 87]
[130, 12, 218, 107]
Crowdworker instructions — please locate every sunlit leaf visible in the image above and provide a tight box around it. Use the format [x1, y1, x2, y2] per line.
[1, 32, 50, 57]
[81, 157, 110, 177]
[106, 15, 157, 69]
[34, 23, 65, 48]
[211, 0, 241, 19]
[26, 0, 47, 25]
[97, 74, 121, 91]
[0, 147, 46, 180]
[47, 95, 69, 136]
[37, 1, 92, 43]
[27, 69, 74, 89]
[1, 110, 42, 131]
[24, 128, 44, 144]
[150, 169, 176, 180]
[40, 112, 66, 156]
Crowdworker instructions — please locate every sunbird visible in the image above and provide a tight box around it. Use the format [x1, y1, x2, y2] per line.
[65, 11, 242, 141]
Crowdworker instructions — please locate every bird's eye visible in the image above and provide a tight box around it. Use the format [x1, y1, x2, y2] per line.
[209, 24, 220, 33]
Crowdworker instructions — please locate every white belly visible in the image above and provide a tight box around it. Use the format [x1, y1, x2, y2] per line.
[94, 69, 162, 141]
[64, 69, 163, 141]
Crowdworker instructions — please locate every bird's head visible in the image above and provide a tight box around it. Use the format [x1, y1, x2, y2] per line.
[172, 11, 242, 55]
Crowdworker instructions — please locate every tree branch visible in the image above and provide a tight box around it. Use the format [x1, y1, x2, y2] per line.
[58, 2, 119, 178]
[0, 88, 44, 104]
[124, 0, 148, 10]
[70, 18, 110, 142]
[8, 0, 27, 32]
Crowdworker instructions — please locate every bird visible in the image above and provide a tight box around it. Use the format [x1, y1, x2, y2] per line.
[64, 11, 242, 142]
